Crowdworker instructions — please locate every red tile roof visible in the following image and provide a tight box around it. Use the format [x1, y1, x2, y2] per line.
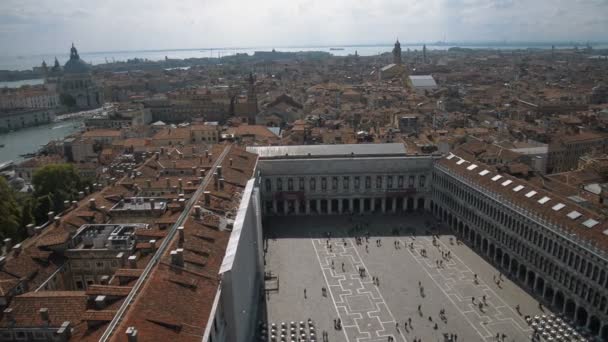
[0, 291, 87, 328]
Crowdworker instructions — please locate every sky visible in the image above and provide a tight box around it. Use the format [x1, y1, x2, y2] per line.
[0, 0, 607, 55]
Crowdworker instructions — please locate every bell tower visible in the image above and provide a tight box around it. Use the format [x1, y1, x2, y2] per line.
[392, 39, 402, 65]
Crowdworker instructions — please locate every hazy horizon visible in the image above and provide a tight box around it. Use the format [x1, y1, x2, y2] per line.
[1, 0, 607, 56]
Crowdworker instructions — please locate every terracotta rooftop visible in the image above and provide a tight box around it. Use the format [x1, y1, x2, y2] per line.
[439, 153, 608, 252]
[0, 291, 87, 328]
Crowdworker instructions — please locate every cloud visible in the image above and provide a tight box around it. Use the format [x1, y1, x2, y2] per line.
[0, 0, 605, 55]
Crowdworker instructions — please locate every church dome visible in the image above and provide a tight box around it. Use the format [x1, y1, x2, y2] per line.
[63, 44, 91, 74]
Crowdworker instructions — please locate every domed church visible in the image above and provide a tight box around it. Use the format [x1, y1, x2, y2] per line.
[54, 44, 104, 109]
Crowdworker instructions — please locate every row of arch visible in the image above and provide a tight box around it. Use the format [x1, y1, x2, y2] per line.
[430, 198, 608, 339]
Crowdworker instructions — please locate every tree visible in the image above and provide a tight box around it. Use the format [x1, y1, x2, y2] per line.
[0, 177, 21, 239]
[32, 164, 83, 217]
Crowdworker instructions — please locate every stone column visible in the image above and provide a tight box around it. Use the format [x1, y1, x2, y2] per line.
[349, 198, 354, 213]
[370, 198, 375, 213]
[413, 197, 418, 210]
[392, 198, 397, 213]
[306, 200, 311, 215]
[338, 199, 343, 214]
[359, 199, 365, 214]
[295, 200, 300, 215]
[402, 197, 407, 211]
[328, 199, 332, 215]
[272, 200, 278, 215]
[381, 198, 386, 213]
[284, 200, 289, 215]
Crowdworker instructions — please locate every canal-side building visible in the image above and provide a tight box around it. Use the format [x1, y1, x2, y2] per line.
[0, 108, 55, 132]
[55, 44, 104, 109]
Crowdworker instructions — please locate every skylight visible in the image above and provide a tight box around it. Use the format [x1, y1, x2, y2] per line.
[456, 159, 466, 165]
[467, 164, 478, 171]
[525, 191, 537, 198]
[582, 219, 599, 228]
[513, 185, 524, 192]
[479, 170, 490, 176]
[501, 180, 512, 187]
[446, 154, 455, 160]
[567, 211, 582, 220]
[552, 203, 565, 211]
[491, 175, 503, 181]
[538, 196, 551, 204]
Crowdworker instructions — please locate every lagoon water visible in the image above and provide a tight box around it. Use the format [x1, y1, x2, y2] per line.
[2, 43, 606, 72]
[0, 120, 82, 164]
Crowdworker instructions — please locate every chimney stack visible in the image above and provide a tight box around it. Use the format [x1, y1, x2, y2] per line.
[116, 252, 125, 268]
[146, 179, 151, 188]
[219, 178, 225, 190]
[155, 152, 160, 160]
[84, 186, 90, 195]
[12, 243, 21, 256]
[4, 308, 14, 325]
[216, 166, 222, 178]
[39, 308, 49, 322]
[160, 147, 165, 155]
[54, 216, 61, 227]
[204, 191, 211, 206]
[177, 226, 184, 247]
[63, 200, 70, 209]
[3, 238, 12, 254]
[128, 255, 138, 268]
[205, 149, 209, 158]
[200, 169, 206, 177]
[192, 166, 196, 175]
[125, 327, 138, 342]
[72, 201, 77, 208]
[95, 295, 106, 310]
[171, 249, 184, 267]
[208, 153, 213, 162]
[194, 205, 202, 219]
[229, 158, 233, 167]
[178, 179, 183, 189]
[100, 275, 110, 285]
[57, 322, 72, 342]
[26, 223, 35, 236]
[47, 211, 55, 222]
[89, 198, 96, 210]
[165, 178, 170, 188]
[149, 198, 155, 210]
[78, 191, 84, 199]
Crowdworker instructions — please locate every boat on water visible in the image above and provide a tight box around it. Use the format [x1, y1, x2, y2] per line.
[329, 48, 345, 51]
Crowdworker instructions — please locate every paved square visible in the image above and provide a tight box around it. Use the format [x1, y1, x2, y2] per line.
[263, 213, 552, 342]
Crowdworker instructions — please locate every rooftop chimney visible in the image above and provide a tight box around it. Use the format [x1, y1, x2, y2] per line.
[39, 307, 49, 322]
[219, 178, 225, 190]
[100, 275, 110, 285]
[149, 198, 155, 210]
[116, 252, 125, 267]
[54, 216, 61, 227]
[72, 201, 77, 208]
[95, 295, 106, 310]
[26, 223, 35, 237]
[205, 149, 209, 158]
[57, 321, 72, 342]
[3, 238, 12, 254]
[204, 191, 211, 206]
[4, 308, 14, 325]
[125, 326, 138, 342]
[177, 226, 184, 247]
[200, 169, 206, 177]
[178, 179, 183, 189]
[12, 243, 22, 256]
[78, 191, 84, 199]
[171, 249, 184, 267]
[208, 153, 213, 162]
[216, 165, 222, 178]
[47, 211, 55, 222]
[229, 158, 233, 166]
[146, 179, 151, 188]
[160, 147, 165, 155]
[89, 198, 96, 210]
[128, 255, 138, 269]
[0, 256, 6, 268]
[63, 200, 70, 209]
[194, 205, 202, 219]
[165, 178, 170, 188]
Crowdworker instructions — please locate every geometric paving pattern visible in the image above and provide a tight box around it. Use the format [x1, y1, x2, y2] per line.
[312, 238, 407, 342]
[400, 235, 533, 342]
